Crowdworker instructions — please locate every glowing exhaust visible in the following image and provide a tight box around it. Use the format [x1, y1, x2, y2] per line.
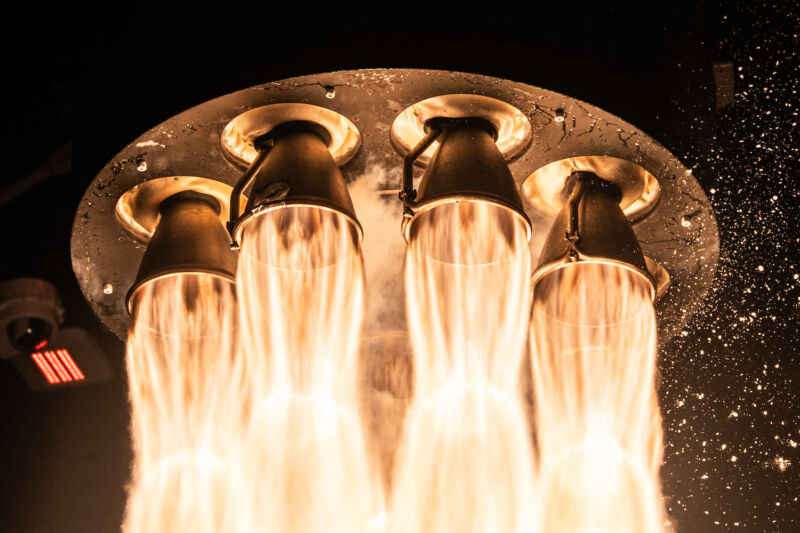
[389, 98, 536, 533]
[529, 170, 668, 532]
[125, 273, 239, 532]
[225, 109, 381, 531]
[530, 263, 668, 533]
[73, 71, 721, 533]
[232, 207, 381, 532]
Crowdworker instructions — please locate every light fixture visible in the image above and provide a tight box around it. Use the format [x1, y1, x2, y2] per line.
[0, 278, 64, 356]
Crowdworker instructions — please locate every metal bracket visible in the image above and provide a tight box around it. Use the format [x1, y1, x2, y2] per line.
[399, 124, 442, 211]
[399, 124, 443, 238]
[227, 137, 273, 249]
[564, 175, 586, 261]
[399, 117, 499, 239]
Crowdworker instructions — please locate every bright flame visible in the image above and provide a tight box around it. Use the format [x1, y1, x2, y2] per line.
[124, 199, 673, 533]
[233, 206, 382, 532]
[530, 263, 669, 533]
[391, 201, 536, 533]
[125, 273, 239, 532]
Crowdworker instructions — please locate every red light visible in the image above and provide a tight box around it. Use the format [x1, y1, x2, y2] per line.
[44, 351, 71, 382]
[34, 339, 48, 350]
[31, 353, 60, 384]
[57, 349, 85, 380]
[30, 349, 85, 385]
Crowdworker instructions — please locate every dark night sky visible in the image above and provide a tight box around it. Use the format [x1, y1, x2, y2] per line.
[1, 2, 798, 531]
[657, 2, 799, 530]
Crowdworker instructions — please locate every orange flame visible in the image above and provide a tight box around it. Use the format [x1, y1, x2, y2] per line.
[232, 207, 383, 532]
[391, 201, 536, 533]
[125, 273, 239, 532]
[530, 263, 669, 533]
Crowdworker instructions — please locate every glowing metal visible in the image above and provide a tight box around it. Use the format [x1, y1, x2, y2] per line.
[221, 103, 361, 168]
[390, 94, 532, 165]
[57, 349, 85, 380]
[523, 156, 661, 222]
[116, 177, 239, 242]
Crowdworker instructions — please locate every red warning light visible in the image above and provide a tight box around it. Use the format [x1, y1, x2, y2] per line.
[31, 353, 60, 384]
[34, 339, 48, 350]
[57, 349, 85, 380]
[30, 349, 85, 385]
[44, 351, 70, 382]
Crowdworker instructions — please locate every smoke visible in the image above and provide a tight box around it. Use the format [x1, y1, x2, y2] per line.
[348, 161, 406, 335]
[348, 161, 413, 491]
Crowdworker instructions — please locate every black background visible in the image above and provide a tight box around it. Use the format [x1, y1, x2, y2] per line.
[1, 2, 797, 531]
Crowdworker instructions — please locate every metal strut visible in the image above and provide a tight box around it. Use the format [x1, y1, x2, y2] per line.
[564, 176, 586, 261]
[227, 136, 273, 249]
[562, 170, 624, 261]
[400, 125, 443, 212]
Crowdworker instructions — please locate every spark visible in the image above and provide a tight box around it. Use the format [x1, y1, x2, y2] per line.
[773, 456, 790, 471]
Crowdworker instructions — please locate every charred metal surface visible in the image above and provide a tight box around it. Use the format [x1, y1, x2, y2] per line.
[71, 69, 719, 344]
